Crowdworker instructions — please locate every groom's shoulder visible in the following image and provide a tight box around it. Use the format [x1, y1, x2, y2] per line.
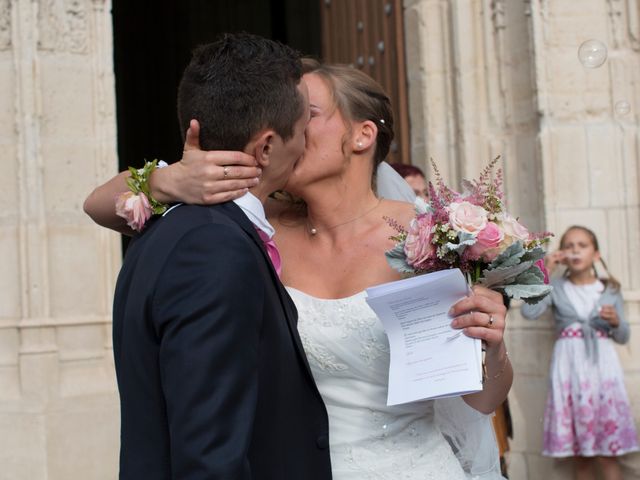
[131, 202, 247, 256]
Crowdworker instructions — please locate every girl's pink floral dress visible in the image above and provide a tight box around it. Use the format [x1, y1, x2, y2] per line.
[538, 280, 639, 457]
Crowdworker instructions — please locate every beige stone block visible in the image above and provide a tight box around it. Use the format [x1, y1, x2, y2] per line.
[527, 454, 573, 479]
[505, 451, 528, 479]
[41, 142, 113, 214]
[47, 227, 104, 317]
[619, 451, 640, 479]
[507, 326, 555, 376]
[0, 366, 21, 400]
[554, 208, 607, 243]
[38, 56, 95, 139]
[0, 53, 15, 133]
[0, 226, 21, 318]
[19, 350, 59, 402]
[587, 126, 625, 207]
[0, 412, 47, 480]
[625, 207, 640, 290]
[57, 324, 106, 361]
[545, 2, 609, 46]
[605, 208, 631, 287]
[0, 328, 19, 366]
[58, 358, 117, 397]
[547, 127, 590, 208]
[505, 133, 545, 232]
[509, 375, 549, 452]
[46, 397, 119, 480]
[544, 45, 610, 118]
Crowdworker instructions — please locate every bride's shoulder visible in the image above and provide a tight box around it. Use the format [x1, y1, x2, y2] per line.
[379, 198, 415, 226]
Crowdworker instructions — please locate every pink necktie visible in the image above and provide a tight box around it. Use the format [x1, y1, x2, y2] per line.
[255, 228, 282, 277]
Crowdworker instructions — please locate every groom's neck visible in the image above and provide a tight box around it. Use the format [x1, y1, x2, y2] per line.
[249, 181, 278, 205]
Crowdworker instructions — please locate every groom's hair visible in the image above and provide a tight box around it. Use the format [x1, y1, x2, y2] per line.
[177, 33, 304, 152]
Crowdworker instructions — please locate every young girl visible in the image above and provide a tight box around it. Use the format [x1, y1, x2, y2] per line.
[521, 226, 639, 480]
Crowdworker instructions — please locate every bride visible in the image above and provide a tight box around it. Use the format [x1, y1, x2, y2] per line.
[85, 59, 512, 479]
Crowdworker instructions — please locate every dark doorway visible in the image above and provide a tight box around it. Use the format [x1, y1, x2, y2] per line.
[112, 0, 321, 172]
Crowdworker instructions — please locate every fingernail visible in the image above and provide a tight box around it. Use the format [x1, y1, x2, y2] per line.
[448, 307, 454, 316]
[451, 319, 459, 328]
[257, 168, 262, 176]
[252, 177, 260, 185]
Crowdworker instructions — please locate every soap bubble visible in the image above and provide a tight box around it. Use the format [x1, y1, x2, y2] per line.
[615, 100, 631, 115]
[578, 39, 608, 68]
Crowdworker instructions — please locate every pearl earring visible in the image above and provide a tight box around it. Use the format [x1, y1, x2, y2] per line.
[357, 141, 363, 148]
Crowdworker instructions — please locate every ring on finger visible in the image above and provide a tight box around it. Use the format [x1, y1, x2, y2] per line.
[487, 315, 495, 328]
[223, 166, 230, 178]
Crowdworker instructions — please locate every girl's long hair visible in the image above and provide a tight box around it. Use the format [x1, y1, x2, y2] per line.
[560, 225, 621, 291]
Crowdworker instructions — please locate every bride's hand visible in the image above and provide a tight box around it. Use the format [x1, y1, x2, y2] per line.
[449, 285, 507, 353]
[150, 119, 262, 205]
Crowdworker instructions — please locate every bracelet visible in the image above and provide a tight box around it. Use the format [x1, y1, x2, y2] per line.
[482, 350, 509, 383]
[115, 160, 168, 232]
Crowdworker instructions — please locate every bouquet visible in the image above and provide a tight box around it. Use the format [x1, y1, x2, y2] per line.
[385, 158, 553, 304]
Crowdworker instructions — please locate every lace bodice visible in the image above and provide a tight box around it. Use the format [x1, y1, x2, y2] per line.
[288, 288, 466, 480]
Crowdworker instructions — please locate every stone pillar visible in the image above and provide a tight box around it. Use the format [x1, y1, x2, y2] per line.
[404, 0, 640, 478]
[0, 1, 120, 479]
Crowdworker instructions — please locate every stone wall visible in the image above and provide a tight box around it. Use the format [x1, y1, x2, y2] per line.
[0, 1, 121, 479]
[404, 0, 640, 478]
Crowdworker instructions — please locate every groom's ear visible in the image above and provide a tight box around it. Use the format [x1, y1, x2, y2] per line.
[251, 129, 276, 168]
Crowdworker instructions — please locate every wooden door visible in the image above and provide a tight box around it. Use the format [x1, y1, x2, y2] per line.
[320, 0, 410, 164]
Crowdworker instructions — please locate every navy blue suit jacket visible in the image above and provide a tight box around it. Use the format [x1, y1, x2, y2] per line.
[112, 202, 332, 479]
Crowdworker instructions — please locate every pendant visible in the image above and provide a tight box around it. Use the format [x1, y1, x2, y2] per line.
[310, 227, 317, 235]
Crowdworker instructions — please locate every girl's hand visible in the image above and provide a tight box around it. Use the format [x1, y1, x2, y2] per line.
[449, 285, 507, 353]
[150, 119, 262, 205]
[599, 304, 619, 328]
[544, 250, 566, 275]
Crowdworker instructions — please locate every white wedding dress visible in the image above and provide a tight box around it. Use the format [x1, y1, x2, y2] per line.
[289, 287, 469, 479]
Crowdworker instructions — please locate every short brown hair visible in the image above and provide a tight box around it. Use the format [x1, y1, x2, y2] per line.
[177, 33, 304, 151]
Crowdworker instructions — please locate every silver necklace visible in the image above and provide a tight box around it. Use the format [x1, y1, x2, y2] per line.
[307, 199, 382, 236]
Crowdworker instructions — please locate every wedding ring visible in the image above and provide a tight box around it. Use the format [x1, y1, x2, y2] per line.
[223, 166, 230, 178]
[487, 315, 495, 328]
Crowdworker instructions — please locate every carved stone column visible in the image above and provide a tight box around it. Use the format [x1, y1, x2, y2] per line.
[0, 1, 120, 479]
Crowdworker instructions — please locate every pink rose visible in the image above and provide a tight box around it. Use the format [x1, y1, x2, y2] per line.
[500, 213, 529, 244]
[115, 191, 152, 232]
[404, 213, 436, 266]
[466, 222, 504, 261]
[447, 201, 488, 235]
[535, 259, 550, 284]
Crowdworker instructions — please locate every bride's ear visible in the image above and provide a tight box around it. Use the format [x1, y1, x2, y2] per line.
[252, 130, 276, 168]
[352, 120, 377, 153]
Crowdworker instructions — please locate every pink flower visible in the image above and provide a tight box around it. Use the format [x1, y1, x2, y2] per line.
[535, 259, 550, 284]
[500, 213, 529, 244]
[447, 201, 488, 235]
[115, 191, 152, 232]
[466, 222, 504, 261]
[404, 213, 436, 266]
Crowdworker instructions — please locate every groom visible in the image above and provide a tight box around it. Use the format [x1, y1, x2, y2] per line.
[112, 34, 331, 479]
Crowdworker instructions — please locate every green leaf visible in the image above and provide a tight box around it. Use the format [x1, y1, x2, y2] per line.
[479, 261, 534, 288]
[504, 283, 553, 303]
[513, 266, 544, 285]
[385, 242, 415, 273]
[443, 231, 476, 255]
[521, 245, 546, 264]
[489, 241, 526, 269]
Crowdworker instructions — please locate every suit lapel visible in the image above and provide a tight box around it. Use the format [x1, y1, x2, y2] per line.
[214, 202, 317, 384]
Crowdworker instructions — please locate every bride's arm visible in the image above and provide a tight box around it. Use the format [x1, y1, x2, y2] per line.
[448, 286, 513, 414]
[83, 120, 261, 234]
